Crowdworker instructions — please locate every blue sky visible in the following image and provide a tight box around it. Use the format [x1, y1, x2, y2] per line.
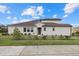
[0, 3, 79, 26]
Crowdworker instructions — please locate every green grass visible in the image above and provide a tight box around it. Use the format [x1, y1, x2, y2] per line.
[0, 39, 79, 46]
[0, 35, 79, 45]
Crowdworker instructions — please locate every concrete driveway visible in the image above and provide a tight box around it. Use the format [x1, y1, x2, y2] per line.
[0, 45, 79, 56]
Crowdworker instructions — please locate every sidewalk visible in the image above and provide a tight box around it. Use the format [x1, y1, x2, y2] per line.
[0, 46, 25, 56]
[0, 45, 79, 56]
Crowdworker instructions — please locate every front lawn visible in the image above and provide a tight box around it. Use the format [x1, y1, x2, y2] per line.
[0, 35, 79, 45]
[0, 39, 79, 46]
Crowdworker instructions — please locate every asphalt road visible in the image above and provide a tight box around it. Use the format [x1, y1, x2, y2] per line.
[0, 45, 79, 56]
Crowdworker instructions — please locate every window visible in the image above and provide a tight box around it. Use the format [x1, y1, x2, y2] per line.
[52, 27, 55, 31]
[44, 27, 46, 31]
[23, 27, 26, 32]
[27, 27, 34, 32]
[26, 27, 29, 32]
[27, 29, 30, 32]
[31, 29, 33, 32]
[31, 27, 33, 32]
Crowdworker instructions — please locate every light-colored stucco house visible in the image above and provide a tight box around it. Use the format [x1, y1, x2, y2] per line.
[8, 18, 72, 36]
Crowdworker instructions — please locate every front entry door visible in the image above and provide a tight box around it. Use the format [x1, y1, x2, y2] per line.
[37, 28, 41, 35]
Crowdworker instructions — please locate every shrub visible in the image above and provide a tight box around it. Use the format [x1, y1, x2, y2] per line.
[64, 36, 70, 40]
[27, 35, 33, 40]
[42, 35, 47, 40]
[28, 33, 31, 35]
[59, 35, 65, 40]
[51, 35, 55, 40]
[12, 27, 24, 40]
[24, 33, 27, 35]
[34, 35, 39, 40]
[72, 33, 74, 36]
[2, 33, 8, 35]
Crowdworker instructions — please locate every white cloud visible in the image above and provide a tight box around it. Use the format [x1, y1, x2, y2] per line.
[32, 16, 40, 19]
[21, 7, 35, 16]
[63, 14, 68, 18]
[71, 24, 79, 27]
[12, 21, 18, 24]
[13, 17, 17, 20]
[52, 14, 58, 18]
[48, 9, 51, 12]
[6, 16, 11, 20]
[6, 16, 17, 20]
[12, 19, 31, 24]
[0, 5, 8, 13]
[63, 3, 79, 18]
[64, 3, 79, 14]
[6, 10, 11, 14]
[21, 6, 44, 18]
[36, 6, 44, 16]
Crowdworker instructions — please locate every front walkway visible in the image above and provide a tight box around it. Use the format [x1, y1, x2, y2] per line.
[0, 45, 79, 56]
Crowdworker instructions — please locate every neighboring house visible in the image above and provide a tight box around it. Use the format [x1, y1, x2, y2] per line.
[8, 18, 72, 36]
[72, 27, 79, 33]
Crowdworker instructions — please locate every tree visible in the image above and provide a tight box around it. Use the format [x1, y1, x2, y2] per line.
[13, 27, 23, 40]
[0, 25, 8, 35]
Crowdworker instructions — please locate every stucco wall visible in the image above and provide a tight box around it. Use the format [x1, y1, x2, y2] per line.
[42, 27, 71, 36]
[8, 26, 38, 35]
[8, 26, 71, 36]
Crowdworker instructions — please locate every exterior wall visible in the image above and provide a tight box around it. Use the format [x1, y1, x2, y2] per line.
[8, 26, 23, 34]
[8, 26, 38, 35]
[8, 26, 72, 36]
[41, 27, 72, 36]
[35, 23, 44, 27]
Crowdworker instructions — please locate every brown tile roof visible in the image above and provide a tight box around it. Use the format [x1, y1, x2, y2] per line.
[42, 23, 72, 27]
[8, 20, 39, 26]
[8, 19, 72, 27]
[39, 18, 62, 21]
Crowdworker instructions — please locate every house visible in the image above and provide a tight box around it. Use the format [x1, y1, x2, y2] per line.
[8, 18, 72, 36]
[72, 27, 79, 33]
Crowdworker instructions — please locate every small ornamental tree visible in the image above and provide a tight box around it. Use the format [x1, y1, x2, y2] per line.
[13, 27, 23, 40]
